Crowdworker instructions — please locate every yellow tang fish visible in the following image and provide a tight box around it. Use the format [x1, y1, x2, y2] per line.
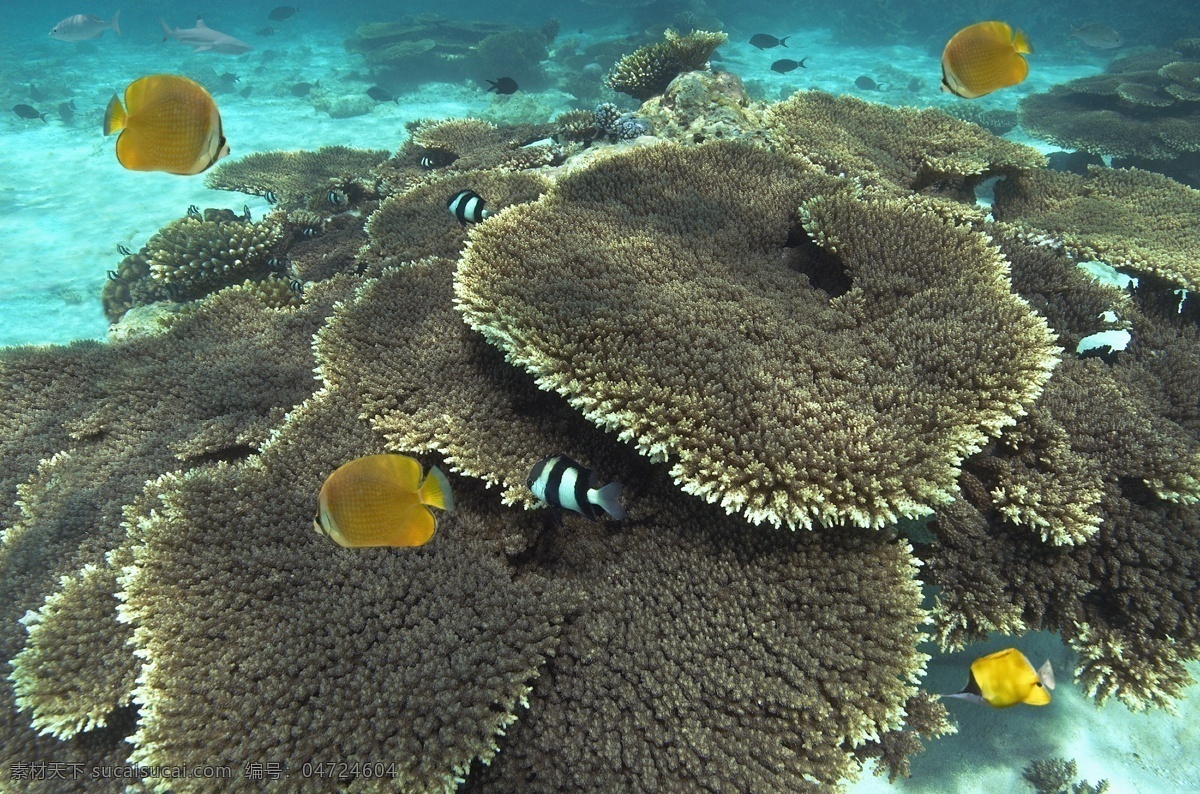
[944, 647, 1055, 708]
[103, 74, 230, 175]
[314, 454, 454, 548]
[940, 21, 1033, 99]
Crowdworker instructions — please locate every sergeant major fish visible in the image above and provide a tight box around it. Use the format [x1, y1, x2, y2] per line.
[527, 454, 626, 521]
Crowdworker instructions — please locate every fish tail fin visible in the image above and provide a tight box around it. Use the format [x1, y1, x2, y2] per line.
[780, 36, 789, 47]
[419, 465, 455, 512]
[594, 482, 626, 520]
[111, 9, 121, 36]
[798, 57, 808, 68]
[39, 112, 48, 123]
[1038, 659, 1056, 690]
[103, 95, 126, 136]
[158, 17, 171, 41]
[1013, 27, 1033, 55]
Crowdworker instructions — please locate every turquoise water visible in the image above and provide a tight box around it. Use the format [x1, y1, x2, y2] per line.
[3, 2, 1198, 792]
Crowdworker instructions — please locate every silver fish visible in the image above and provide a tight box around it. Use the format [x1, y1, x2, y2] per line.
[50, 11, 121, 41]
[1069, 23, 1123, 49]
[159, 17, 253, 55]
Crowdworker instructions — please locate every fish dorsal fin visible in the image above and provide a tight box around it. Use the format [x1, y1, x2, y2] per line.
[1012, 27, 1034, 55]
[195, 17, 209, 29]
[419, 465, 454, 512]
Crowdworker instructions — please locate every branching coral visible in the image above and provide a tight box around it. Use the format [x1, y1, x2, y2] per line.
[9, 561, 135, 740]
[606, 29, 727, 101]
[312, 260, 938, 791]
[993, 165, 1200, 292]
[0, 280, 351, 785]
[139, 215, 284, 303]
[396, 117, 568, 174]
[457, 140, 1059, 529]
[119, 398, 569, 792]
[927, 348, 1200, 704]
[765, 91, 1045, 198]
[205, 145, 391, 209]
[1019, 47, 1200, 164]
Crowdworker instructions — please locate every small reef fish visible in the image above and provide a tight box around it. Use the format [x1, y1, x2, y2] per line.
[448, 189, 492, 224]
[527, 454, 626, 521]
[50, 11, 121, 41]
[487, 77, 519, 95]
[291, 82, 316, 96]
[257, 27, 275, 36]
[420, 150, 456, 169]
[365, 86, 398, 103]
[855, 75, 886, 90]
[103, 74, 229, 175]
[12, 104, 48, 122]
[771, 58, 807, 73]
[58, 100, 77, 123]
[943, 647, 1055, 708]
[941, 21, 1032, 99]
[1069, 23, 1123, 49]
[314, 453, 454, 548]
[269, 6, 299, 21]
[160, 17, 253, 55]
[749, 33, 788, 49]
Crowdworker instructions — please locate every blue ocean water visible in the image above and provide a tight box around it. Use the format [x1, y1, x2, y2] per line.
[2, 1, 1199, 791]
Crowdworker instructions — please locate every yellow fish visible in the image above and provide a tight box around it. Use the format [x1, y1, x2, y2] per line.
[314, 454, 454, 548]
[103, 74, 230, 175]
[944, 647, 1055, 708]
[940, 21, 1033, 99]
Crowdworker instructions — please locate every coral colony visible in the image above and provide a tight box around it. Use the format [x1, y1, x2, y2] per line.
[3, 26, 1200, 794]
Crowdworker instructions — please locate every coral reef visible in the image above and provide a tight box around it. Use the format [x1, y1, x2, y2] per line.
[766, 91, 1046, 199]
[9, 562, 135, 740]
[142, 215, 283, 303]
[638, 69, 757, 143]
[1023, 757, 1110, 794]
[457, 140, 1059, 530]
[102, 212, 289, 320]
[1019, 46, 1200, 186]
[7, 74, 1200, 792]
[993, 165, 1200, 291]
[0, 281, 350, 789]
[606, 29, 727, 101]
[205, 145, 391, 210]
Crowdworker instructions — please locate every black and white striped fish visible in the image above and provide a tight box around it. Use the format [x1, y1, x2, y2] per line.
[447, 189, 492, 224]
[420, 149, 455, 169]
[527, 454, 626, 521]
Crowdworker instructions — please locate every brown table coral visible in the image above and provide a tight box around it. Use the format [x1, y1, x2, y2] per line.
[993, 165, 1200, 293]
[1019, 46, 1200, 186]
[457, 140, 1059, 530]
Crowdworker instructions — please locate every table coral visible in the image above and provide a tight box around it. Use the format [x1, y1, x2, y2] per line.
[993, 165, 1200, 292]
[456, 140, 1059, 530]
[766, 91, 1046, 198]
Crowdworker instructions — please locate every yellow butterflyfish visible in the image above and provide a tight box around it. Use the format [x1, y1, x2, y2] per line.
[103, 74, 229, 175]
[941, 21, 1033, 99]
[314, 454, 454, 548]
[944, 647, 1055, 708]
